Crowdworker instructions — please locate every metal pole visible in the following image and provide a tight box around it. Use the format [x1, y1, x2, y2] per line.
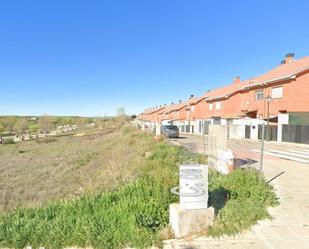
[187, 106, 191, 133]
[259, 123, 265, 175]
[266, 99, 270, 141]
[202, 121, 207, 156]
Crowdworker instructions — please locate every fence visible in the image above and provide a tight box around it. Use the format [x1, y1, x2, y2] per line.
[282, 124, 309, 144]
[257, 125, 277, 141]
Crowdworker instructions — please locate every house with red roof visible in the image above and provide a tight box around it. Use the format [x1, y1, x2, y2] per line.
[138, 54, 309, 143]
[239, 54, 309, 118]
[187, 54, 309, 138]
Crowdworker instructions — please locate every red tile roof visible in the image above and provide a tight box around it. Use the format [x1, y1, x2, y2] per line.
[243, 56, 309, 89]
[206, 56, 309, 101]
[204, 79, 251, 100]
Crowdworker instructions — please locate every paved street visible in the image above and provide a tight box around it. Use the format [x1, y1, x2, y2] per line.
[165, 134, 309, 249]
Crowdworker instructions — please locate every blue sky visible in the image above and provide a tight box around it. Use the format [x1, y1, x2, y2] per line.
[0, 0, 308, 116]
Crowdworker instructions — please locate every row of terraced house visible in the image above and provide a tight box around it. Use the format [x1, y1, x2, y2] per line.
[138, 54, 309, 144]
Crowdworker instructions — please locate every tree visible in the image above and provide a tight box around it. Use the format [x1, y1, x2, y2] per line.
[38, 115, 54, 135]
[28, 123, 39, 133]
[13, 118, 28, 136]
[2, 116, 17, 132]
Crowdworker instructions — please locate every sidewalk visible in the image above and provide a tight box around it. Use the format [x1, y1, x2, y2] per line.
[163, 156, 309, 249]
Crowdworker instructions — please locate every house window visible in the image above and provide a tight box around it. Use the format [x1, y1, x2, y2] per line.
[272, 86, 283, 99]
[213, 117, 221, 125]
[191, 106, 195, 111]
[209, 103, 213, 110]
[215, 102, 221, 110]
[255, 90, 264, 100]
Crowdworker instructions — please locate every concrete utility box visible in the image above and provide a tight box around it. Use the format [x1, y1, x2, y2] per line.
[170, 164, 214, 238]
[171, 164, 208, 210]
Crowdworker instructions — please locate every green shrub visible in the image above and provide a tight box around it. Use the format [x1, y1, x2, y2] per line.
[208, 169, 279, 237]
[28, 123, 39, 133]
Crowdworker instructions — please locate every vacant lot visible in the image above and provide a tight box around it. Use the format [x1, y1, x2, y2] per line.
[0, 124, 153, 212]
[0, 124, 278, 249]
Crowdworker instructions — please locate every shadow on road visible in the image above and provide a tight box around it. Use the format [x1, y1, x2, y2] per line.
[234, 158, 258, 168]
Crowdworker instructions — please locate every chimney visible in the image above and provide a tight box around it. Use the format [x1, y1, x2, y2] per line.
[285, 53, 295, 64]
[190, 94, 194, 99]
[179, 99, 182, 103]
[233, 76, 241, 84]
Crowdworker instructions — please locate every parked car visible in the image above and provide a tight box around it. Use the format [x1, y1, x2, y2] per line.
[161, 125, 179, 138]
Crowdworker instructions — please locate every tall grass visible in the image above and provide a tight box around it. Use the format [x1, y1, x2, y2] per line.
[0, 179, 172, 249]
[208, 169, 279, 237]
[0, 127, 278, 248]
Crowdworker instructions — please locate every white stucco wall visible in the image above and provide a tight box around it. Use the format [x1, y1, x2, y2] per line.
[229, 125, 246, 139]
[277, 113, 289, 142]
[250, 124, 259, 139]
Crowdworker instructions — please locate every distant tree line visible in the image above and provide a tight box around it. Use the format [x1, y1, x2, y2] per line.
[0, 116, 95, 135]
[0, 107, 137, 136]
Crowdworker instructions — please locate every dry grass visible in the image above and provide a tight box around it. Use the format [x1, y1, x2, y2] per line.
[0, 124, 153, 212]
